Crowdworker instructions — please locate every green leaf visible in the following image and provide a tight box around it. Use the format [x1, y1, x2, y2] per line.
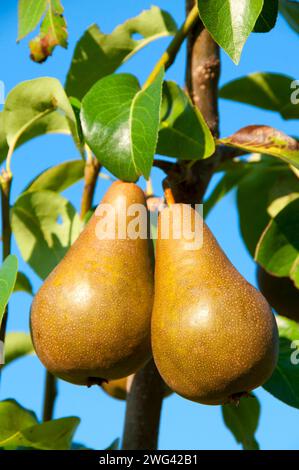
[29, 0, 68, 63]
[197, 0, 264, 64]
[11, 190, 81, 280]
[65, 6, 177, 100]
[204, 163, 252, 217]
[237, 163, 299, 256]
[0, 400, 79, 450]
[105, 438, 120, 450]
[263, 316, 299, 409]
[25, 160, 85, 193]
[219, 126, 299, 168]
[280, 0, 299, 34]
[4, 332, 34, 367]
[17, 0, 47, 41]
[222, 394, 260, 450]
[0, 111, 9, 165]
[220, 73, 299, 120]
[4, 77, 82, 157]
[255, 198, 299, 287]
[0, 400, 38, 445]
[81, 71, 164, 182]
[0, 255, 18, 327]
[157, 81, 215, 160]
[254, 0, 278, 32]
[14, 272, 33, 296]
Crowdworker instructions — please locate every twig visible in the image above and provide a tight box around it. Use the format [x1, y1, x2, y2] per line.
[0, 170, 13, 382]
[42, 371, 57, 421]
[143, 5, 200, 88]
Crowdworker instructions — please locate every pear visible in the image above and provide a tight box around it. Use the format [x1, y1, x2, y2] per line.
[257, 266, 299, 322]
[152, 204, 278, 405]
[30, 181, 154, 386]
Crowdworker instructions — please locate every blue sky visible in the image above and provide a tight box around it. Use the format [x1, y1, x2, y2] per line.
[1, 0, 299, 450]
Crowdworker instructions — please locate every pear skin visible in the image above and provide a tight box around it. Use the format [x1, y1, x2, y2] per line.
[257, 266, 299, 322]
[30, 181, 154, 386]
[152, 204, 279, 405]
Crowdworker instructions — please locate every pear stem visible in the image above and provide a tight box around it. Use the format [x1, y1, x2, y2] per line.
[0, 171, 13, 383]
[80, 151, 101, 220]
[143, 5, 199, 88]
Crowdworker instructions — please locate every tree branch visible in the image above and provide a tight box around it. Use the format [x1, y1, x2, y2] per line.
[42, 371, 57, 421]
[0, 171, 13, 382]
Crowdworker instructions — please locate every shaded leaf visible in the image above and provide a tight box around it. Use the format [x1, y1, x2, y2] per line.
[29, 0, 68, 63]
[25, 160, 85, 193]
[197, 0, 263, 64]
[81, 71, 164, 182]
[0, 111, 9, 165]
[105, 438, 120, 450]
[157, 81, 215, 160]
[220, 73, 299, 120]
[204, 163, 252, 217]
[65, 6, 177, 100]
[255, 198, 299, 287]
[254, 0, 278, 32]
[4, 332, 34, 367]
[11, 190, 81, 280]
[0, 400, 79, 450]
[222, 394, 260, 450]
[280, 0, 299, 34]
[4, 77, 81, 155]
[237, 163, 299, 256]
[219, 125, 299, 168]
[17, 0, 47, 41]
[14, 271, 33, 296]
[263, 316, 299, 408]
[0, 256, 18, 327]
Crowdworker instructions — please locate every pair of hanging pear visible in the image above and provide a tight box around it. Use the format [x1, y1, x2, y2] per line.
[31, 181, 278, 405]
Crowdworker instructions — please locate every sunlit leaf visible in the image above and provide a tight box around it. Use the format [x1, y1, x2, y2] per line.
[13, 271, 33, 296]
[222, 394, 260, 450]
[11, 190, 81, 279]
[263, 316, 299, 409]
[219, 126, 299, 168]
[4, 332, 34, 367]
[29, 0, 68, 63]
[0, 255, 18, 327]
[197, 0, 263, 64]
[157, 81, 215, 160]
[25, 160, 85, 193]
[81, 70, 164, 182]
[255, 198, 299, 287]
[65, 6, 177, 99]
[220, 73, 299, 120]
[17, 0, 47, 41]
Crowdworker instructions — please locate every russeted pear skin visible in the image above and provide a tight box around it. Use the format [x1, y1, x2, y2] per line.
[257, 266, 299, 322]
[30, 181, 154, 386]
[152, 204, 279, 405]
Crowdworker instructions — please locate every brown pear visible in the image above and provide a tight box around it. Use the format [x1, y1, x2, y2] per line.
[30, 181, 154, 386]
[257, 266, 299, 322]
[152, 204, 279, 405]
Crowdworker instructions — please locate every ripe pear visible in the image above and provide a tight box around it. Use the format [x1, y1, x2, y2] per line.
[102, 374, 172, 400]
[257, 266, 299, 322]
[31, 181, 154, 386]
[152, 204, 278, 405]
